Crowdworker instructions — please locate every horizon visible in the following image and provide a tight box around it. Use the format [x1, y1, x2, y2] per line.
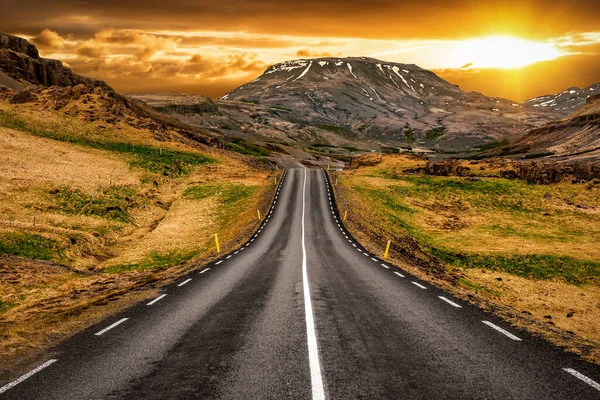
[2, 0, 600, 101]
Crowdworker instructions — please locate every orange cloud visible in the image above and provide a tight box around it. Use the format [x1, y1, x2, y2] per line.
[30, 29, 65, 49]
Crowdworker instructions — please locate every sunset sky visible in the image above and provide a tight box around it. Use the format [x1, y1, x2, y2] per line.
[2, 0, 600, 101]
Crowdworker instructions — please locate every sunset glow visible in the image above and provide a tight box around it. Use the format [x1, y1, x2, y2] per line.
[2, 0, 600, 100]
[449, 36, 563, 69]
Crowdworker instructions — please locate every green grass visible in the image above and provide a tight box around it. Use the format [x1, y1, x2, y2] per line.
[357, 125, 367, 133]
[0, 231, 63, 260]
[103, 250, 198, 273]
[269, 105, 292, 112]
[0, 300, 17, 314]
[184, 183, 258, 205]
[240, 98, 260, 105]
[48, 185, 144, 223]
[347, 166, 600, 285]
[432, 248, 600, 285]
[378, 174, 541, 212]
[0, 110, 215, 177]
[317, 124, 347, 136]
[426, 126, 447, 141]
[225, 139, 271, 157]
[476, 139, 510, 151]
[404, 124, 416, 144]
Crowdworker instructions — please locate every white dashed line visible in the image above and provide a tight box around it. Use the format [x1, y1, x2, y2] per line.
[147, 294, 167, 306]
[95, 318, 128, 336]
[178, 278, 192, 287]
[563, 368, 600, 391]
[438, 296, 462, 308]
[394, 271, 404, 278]
[234, 251, 239, 254]
[371, 257, 378, 262]
[412, 282, 427, 289]
[216, 260, 223, 265]
[301, 168, 325, 399]
[0, 359, 58, 394]
[200, 268, 211, 274]
[226, 255, 232, 259]
[482, 321, 522, 341]
[380, 263, 389, 269]
[352, 243, 357, 247]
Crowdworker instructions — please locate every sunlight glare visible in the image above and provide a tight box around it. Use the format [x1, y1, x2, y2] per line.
[455, 36, 562, 69]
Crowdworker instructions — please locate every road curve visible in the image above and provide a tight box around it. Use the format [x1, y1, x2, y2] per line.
[2, 168, 600, 399]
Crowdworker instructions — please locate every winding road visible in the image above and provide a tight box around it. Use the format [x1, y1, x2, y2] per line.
[2, 168, 600, 399]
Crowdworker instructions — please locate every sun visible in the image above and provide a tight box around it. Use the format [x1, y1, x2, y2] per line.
[454, 36, 562, 69]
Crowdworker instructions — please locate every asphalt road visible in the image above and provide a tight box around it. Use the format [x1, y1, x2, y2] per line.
[2, 168, 600, 399]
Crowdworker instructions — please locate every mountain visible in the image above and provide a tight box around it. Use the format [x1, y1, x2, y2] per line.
[523, 83, 600, 116]
[495, 94, 600, 160]
[0, 32, 109, 90]
[221, 57, 558, 152]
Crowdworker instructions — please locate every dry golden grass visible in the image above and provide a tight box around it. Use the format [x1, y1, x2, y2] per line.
[332, 154, 600, 363]
[0, 92, 277, 378]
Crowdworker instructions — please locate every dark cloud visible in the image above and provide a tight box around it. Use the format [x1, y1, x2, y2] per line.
[2, 0, 600, 40]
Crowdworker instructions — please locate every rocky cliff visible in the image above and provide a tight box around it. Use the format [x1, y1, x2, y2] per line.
[0, 32, 109, 90]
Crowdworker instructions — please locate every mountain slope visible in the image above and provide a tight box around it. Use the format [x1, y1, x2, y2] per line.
[524, 83, 600, 116]
[222, 57, 557, 152]
[497, 94, 600, 160]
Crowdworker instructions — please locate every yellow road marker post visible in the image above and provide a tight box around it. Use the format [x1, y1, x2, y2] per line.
[343, 211, 348, 221]
[215, 233, 221, 253]
[384, 240, 391, 259]
[335, 178, 338, 185]
[257, 209, 261, 221]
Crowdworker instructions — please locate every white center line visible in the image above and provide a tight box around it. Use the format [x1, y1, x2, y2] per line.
[0, 359, 58, 394]
[563, 368, 600, 391]
[147, 294, 167, 306]
[178, 278, 192, 287]
[200, 268, 211, 274]
[394, 271, 404, 278]
[95, 318, 128, 336]
[439, 296, 462, 308]
[482, 321, 522, 341]
[412, 282, 427, 289]
[302, 168, 325, 400]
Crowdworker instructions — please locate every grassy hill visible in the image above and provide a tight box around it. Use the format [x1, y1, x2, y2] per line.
[0, 86, 278, 376]
[331, 154, 600, 363]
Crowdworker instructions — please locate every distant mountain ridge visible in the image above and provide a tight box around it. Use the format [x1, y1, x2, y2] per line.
[221, 57, 558, 152]
[497, 94, 600, 161]
[524, 83, 600, 116]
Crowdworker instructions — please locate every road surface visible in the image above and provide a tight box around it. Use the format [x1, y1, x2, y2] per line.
[2, 168, 600, 399]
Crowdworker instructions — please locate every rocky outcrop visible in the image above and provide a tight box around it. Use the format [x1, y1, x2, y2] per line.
[0, 32, 110, 90]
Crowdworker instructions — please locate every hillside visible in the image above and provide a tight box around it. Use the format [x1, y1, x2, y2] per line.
[0, 34, 281, 376]
[221, 57, 558, 152]
[496, 94, 600, 160]
[524, 82, 600, 116]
